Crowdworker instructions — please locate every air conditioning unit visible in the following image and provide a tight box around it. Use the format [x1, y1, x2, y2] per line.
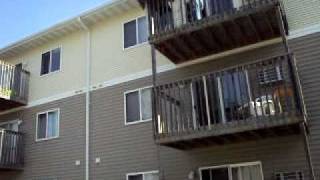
[258, 65, 283, 84]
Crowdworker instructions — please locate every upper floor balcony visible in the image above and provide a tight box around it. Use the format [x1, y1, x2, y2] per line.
[146, 0, 288, 63]
[0, 61, 29, 111]
[0, 129, 24, 170]
[152, 54, 303, 149]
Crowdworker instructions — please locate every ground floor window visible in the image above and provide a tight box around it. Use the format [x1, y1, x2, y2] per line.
[200, 162, 263, 180]
[127, 171, 159, 180]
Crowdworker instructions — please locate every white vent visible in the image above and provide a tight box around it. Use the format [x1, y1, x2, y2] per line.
[275, 171, 304, 180]
[258, 65, 282, 84]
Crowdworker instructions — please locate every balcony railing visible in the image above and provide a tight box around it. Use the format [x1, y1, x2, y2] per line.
[153, 54, 303, 148]
[0, 130, 24, 170]
[146, 0, 287, 63]
[0, 61, 29, 110]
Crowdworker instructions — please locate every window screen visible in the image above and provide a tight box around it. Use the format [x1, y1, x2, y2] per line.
[124, 20, 137, 48]
[138, 16, 148, 44]
[126, 91, 140, 123]
[51, 48, 61, 72]
[41, 52, 50, 75]
[141, 88, 152, 120]
[37, 113, 47, 139]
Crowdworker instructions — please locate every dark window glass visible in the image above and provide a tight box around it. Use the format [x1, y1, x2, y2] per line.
[124, 20, 137, 48]
[41, 52, 50, 75]
[137, 17, 148, 43]
[201, 168, 229, 180]
[126, 91, 140, 123]
[128, 174, 143, 180]
[37, 113, 47, 139]
[51, 48, 61, 72]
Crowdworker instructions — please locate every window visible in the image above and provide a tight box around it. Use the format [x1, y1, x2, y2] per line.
[41, 47, 61, 75]
[276, 171, 304, 180]
[127, 171, 159, 180]
[200, 162, 263, 180]
[36, 109, 59, 141]
[125, 87, 152, 124]
[124, 16, 148, 49]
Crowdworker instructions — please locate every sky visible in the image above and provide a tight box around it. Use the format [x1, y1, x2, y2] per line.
[0, 0, 111, 48]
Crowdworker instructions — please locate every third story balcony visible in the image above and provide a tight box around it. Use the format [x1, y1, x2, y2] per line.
[146, 0, 288, 63]
[152, 54, 303, 150]
[0, 61, 29, 111]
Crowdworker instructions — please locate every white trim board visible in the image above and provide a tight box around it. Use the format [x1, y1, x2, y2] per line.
[289, 23, 320, 39]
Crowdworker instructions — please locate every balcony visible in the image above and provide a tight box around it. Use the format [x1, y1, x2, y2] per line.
[0, 130, 24, 170]
[146, 0, 288, 63]
[152, 54, 303, 149]
[0, 61, 29, 111]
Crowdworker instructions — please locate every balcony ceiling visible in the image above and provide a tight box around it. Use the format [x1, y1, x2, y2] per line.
[151, 2, 287, 64]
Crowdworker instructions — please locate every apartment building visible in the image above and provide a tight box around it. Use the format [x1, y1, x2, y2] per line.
[0, 0, 319, 179]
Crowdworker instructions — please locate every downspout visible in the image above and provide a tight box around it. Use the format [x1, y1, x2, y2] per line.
[78, 17, 91, 180]
[276, 5, 316, 180]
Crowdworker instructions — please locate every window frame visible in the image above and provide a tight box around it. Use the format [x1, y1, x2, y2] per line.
[35, 108, 60, 142]
[199, 161, 264, 180]
[126, 170, 159, 180]
[124, 86, 153, 125]
[123, 16, 149, 50]
[40, 47, 62, 77]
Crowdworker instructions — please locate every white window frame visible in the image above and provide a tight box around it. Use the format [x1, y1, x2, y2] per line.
[275, 171, 304, 180]
[123, 16, 148, 50]
[124, 86, 152, 125]
[40, 46, 62, 77]
[126, 170, 159, 180]
[35, 108, 60, 142]
[199, 161, 264, 180]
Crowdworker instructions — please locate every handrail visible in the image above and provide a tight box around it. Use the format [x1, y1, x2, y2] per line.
[148, 0, 279, 37]
[0, 61, 29, 103]
[0, 129, 24, 169]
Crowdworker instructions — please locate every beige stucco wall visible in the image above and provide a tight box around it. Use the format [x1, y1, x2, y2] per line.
[90, 7, 171, 86]
[2, 1, 320, 103]
[6, 30, 87, 102]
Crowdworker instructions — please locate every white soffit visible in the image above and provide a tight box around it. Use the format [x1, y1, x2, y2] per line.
[0, 0, 141, 59]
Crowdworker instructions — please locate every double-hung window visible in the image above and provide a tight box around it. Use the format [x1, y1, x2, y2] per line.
[125, 87, 152, 125]
[41, 47, 61, 75]
[127, 171, 159, 180]
[36, 109, 59, 141]
[123, 16, 148, 49]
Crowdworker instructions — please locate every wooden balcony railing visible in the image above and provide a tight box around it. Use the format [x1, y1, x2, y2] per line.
[153, 54, 303, 148]
[146, 0, 288, 63]
[0, 61, 29, 110]
[0, 130, 24, 170]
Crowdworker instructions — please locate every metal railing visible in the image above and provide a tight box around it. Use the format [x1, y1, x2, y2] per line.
[153, 54, 301, 137]
[0, 61, 29, 103]
[147, 0, 278, 36]
[0, 130, 24, 169]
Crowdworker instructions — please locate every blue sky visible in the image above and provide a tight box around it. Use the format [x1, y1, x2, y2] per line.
[0, 0, 111, 48]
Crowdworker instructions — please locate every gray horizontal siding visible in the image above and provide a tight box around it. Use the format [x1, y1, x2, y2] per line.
[1, 32, 320, 180]
[0, 95, 86, 180]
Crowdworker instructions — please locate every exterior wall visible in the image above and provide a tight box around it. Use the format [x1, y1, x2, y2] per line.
[90, 7, 172, 86]
[0, 94, 86, 180]
[0, 31, 320, 179]
[5, 31, 87, 103]
[283, 0, 320, 32]
[289, 32, 320, 178]
[2, 0, 320, 104]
